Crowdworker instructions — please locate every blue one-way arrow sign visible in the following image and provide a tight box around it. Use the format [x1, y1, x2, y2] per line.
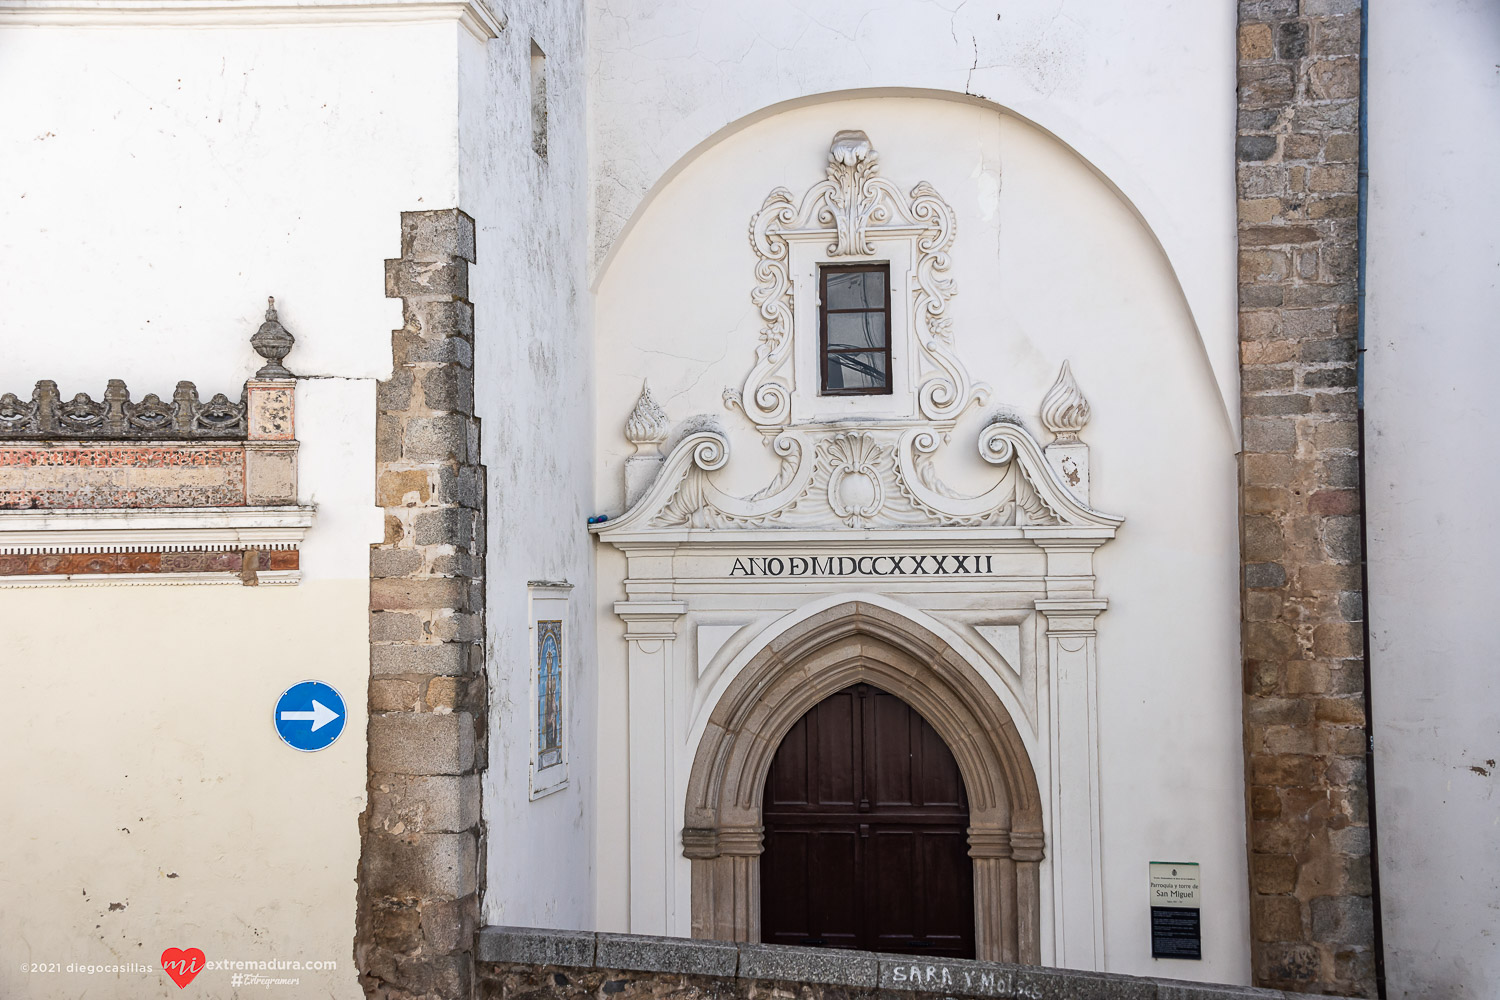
[274, 680, 347, 752]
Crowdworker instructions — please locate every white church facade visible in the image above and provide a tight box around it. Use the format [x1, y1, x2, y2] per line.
[0, 2, 1495, 1000]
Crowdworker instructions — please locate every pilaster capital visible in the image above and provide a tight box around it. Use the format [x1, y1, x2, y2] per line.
[1010, 830, 1046, 863]
[613, 600, 687, 641]
[967, 827, 1013, 859]
[1035, 598, 1108, 632]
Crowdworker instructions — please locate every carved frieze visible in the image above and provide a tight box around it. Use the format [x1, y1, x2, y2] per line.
[623, 419, 1120, 535]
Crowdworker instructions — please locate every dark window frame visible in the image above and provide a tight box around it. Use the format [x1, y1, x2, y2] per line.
[818, 262, 893, 396]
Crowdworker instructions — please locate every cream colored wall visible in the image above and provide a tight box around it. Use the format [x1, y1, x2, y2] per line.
[591, 97, 1248, 982]
[0, 581, 369, 999]
[0, 11, 457, 998]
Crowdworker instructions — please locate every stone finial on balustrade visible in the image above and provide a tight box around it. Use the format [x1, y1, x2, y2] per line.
[1039, 361, 1092, 503]
[624, 380, 670, 508]
[251, 296, 296, 378]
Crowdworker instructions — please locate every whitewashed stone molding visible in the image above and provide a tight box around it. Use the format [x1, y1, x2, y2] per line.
[1039, 361, 1092, 503]
[604, 420, 1120, 535]
[724, 130, 988, 432]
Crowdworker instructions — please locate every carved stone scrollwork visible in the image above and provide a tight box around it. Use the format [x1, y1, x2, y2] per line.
[627, 419, 1122, 533]
[726, 131, 988, 432]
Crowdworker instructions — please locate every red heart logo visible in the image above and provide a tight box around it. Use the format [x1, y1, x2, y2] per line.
[161, 948, 205, 989]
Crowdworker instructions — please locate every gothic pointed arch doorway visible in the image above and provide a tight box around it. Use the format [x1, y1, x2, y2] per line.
[682, 601, 1045, 964]
[760, 682, 976, 958]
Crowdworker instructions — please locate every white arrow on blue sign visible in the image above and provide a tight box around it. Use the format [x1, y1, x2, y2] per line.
[274, 680, 347, 752]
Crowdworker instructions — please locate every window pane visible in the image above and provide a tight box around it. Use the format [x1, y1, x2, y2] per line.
[826, 351, 888, 391]
[826, 311, 887, 351]
[825, 269, 885, 310]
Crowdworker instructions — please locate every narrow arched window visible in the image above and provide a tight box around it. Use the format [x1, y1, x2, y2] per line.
[820, 263, 891, 395]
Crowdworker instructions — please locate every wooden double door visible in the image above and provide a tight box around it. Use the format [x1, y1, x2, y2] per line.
[760, 683, 975, 958]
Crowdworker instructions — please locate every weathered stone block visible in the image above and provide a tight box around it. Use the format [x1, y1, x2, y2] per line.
[739, 943, 879, 987]
[400, 209, 477, 264]
[478, 927, 597, 967]
[595, 932, 737, 977]
[370, 611, 424, 642]
[378, 469, 433, 507]
[1253, 896, 1305, 942]
[1310, 895, 1373, 946]
[369, 773, 482, 834]
[369, 712, 476, 775]
[377, 368, 414, 412]
[371, 576, 471, 612]
[371, 641, 470, 677]
[414, 507, 478, 547]
[385, 258, 471, 301]
[371, 548, 424, 578]
[422, 366, 476, 414]
[363, 831, 478, 899]
[405, 414, 472, 463]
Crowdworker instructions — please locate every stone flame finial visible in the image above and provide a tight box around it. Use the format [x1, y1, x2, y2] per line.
[624, 380, 668, 457]
[1040, 360, 1091, 443]
[251, 296, 295, 378]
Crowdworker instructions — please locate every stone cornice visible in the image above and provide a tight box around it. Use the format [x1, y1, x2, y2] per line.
[0, 0, 505, 40]
[0, 505, 315, 554]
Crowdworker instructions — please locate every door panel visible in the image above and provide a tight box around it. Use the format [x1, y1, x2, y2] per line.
[761, 683, 974, 958]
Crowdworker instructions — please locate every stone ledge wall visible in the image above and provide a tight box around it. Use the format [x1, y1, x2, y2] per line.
[358, 209, 488, 1000]
[1236, 0, 1375, 995]
[477, 927, 1321, 1000]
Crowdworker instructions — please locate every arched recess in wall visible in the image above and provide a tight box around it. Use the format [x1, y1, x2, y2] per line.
[682, 600, 1044, 964]
[590, 86, 1234, 437]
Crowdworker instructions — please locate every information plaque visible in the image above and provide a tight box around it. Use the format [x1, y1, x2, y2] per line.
[1149, 861, 1202, 960]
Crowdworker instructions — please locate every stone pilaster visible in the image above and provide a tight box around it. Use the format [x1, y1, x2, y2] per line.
[1237, 2, 1375, 995]
[614, 599, 687, 935]
[358, 209, 486, 1000]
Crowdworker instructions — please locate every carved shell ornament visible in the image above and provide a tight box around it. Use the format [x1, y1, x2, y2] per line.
[825, 432, 886, 527]
[726, 130, 988, 431]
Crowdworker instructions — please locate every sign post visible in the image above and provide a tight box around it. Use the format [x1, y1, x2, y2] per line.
[274, 680, 347, 752]
[1149, 861, 1202, 960]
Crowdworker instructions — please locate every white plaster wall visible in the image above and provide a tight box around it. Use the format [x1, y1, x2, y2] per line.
[1365, 4, 1500, 997]
[461, 0, 598, 930]
[585, 0, 1240, 431]
[0, 15, 457, 998]
[591, 98, 1248, 983]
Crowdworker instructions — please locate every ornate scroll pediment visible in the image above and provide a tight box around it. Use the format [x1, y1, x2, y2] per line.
[724, 130, 989, 432]
[596, 420, 1121, 539]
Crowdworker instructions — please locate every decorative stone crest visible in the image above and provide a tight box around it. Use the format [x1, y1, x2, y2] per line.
[1040, 360, 1091, 442]
[725, 131, 987, 431]
[624, 380, 669, 457]
[0, 299, 296, 441]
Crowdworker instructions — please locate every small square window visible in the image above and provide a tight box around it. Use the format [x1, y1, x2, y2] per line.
[819, 263, 892, 395]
